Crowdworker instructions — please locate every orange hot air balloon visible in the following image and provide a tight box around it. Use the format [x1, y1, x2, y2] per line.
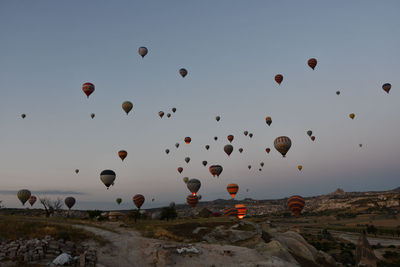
[265, 116, 272, 126]
[287, 195, 305, 217]
[227, 135, 234, 143]
[265, 148, 271, 154]
[133, 194, 145, 209]
[274, 136, 292, 157]
[235, 204, 247, 219]
[307, 58, 317, 70]
[186, 194, 199, 208]
[82, 82, 95, 98]
[118, 150, 128, 161]
[311, 136, 315, 141]
[349, 113, 355, 120]
[227, 184, 239, 199]
[298, 165, 303, 171]
[275, 74, 283, 85]
[184, 137, 191, 144]
[177, 167, 183, 174]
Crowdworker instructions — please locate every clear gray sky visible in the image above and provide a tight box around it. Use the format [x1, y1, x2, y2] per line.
[0, 1, 399, 210]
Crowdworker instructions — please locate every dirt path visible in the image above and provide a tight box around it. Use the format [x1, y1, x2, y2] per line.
[74, 223, 294, 267]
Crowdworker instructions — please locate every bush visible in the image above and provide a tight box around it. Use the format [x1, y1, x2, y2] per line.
[383, 250, 400, 259]
[87, 210, 102, 219]
[160, 207, 177, 221]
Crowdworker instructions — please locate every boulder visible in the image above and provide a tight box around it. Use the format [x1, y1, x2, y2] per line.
[256, 240, 298, 265]
[52, 253, 72, 265]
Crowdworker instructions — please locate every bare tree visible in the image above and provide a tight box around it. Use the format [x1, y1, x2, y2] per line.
[0, 200, 4, 209]
[39, 197, 63, 217]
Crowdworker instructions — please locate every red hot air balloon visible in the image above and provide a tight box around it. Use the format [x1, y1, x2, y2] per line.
[235, 204, 247, 219]
[186, 194, 199, 208]
[227, 135, 234, 143]
[177, 167, 183, 174]
[307, 58, 317, 70]
[133, 194, 145, 209]
[184, 137, 191, 144]
[29, 196, 37, 206]
[265, 148, 271, 154]
[227, 184, 239, 199]
[118, 150, 128, 161]
[209, 165, 223, 177]
[382, 83, 391, 94]
[311, 136, 315, 141]
[275, 74, 283, 85]
[287, 195, 305, 217]
[82, 82, 95, 98]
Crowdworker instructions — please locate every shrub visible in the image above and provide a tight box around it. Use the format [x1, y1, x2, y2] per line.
[160, 207, 177, 221]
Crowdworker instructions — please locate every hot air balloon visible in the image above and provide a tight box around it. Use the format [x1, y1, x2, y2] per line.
[307, 130, 312, 137]
[359, 144, 363, 148]
[133, 194, 145, 209]
[382, 83, 391, 94]
[202, 160, 207, 167]
[138, 47, 148, 58]
[298, 165, 303, 171]
[185, 157, 190, 164]
[249, 133, 253, 138]
[82, 82, 95, 98]
[186, 194, 199, 208]
[172, 107, 177, 113]
[275, 74, 283, 85]
[307, 58, 317, 70]
[205, 145, 210, 150]
[216, 116, 220, 122]
[184, 137, 191, 144]
[21, 114, 26, 119]
[17, 189, 31, 206]
[29, 196, 37, 207]
[152, 198, 155, 202]
[248, 165, 251, 170]
[75, 169, 79, 174]
[235, 204, 247, 219]
[265, 117, 272, 126]
[183, 177, 189, 183]
[311, 136, 315, 141]
[175, 143, 180, 148]
[224, 208, 238, 217]
[239, 148, 243, 153]
[214, 136, 218, 141]
[209, 165, 223, 177]
[178, 167, 183, 174]
[336, 91, 340, 95]
[100, 170, 116, 189]
[274, 136, 292, 157]
[116, 198, 122, 205]
[179, 68, 188, 78]
[227, 135, 234, 143]
[159, 111, 164, 118]
[91, 113, 95, 119]
[165, 149, 170, 154]
[187, 179, 201, 195]
[259, 168, 262, 171]
[260, 162, 264, 167]
[224, 144, 233, 156]
[122, 101, 133, 115]
[167, 113, 171, 118]
[265, 148, 271, 154]
[349, 113, 355, 120]
[227, 184, 239, 199]
[287, 195, 305, 217]
[244, 131, 248, 136]
[118, 150, 128, 161]
[64, 197, 76, 210]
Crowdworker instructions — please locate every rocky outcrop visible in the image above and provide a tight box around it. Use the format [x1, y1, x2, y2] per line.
[0, 235, 96, 266]
[355, 232, 377, 267]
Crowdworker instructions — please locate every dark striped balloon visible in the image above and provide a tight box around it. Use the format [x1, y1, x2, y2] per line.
[235, 204, 247, 219]
[133, 194, 145, 209]
[184, 137, 191, 144]
[186, 194, 199, 208]
[224, 208, 238, 217]
[287, 195, 305, 217]
[118, 150, 128, 161]
[82, 82, 95, 98]
[227, 183, 239, 198]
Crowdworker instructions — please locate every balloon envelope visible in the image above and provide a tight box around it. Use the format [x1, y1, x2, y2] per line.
[186, 194, 199, 208]
[209, 165, 223, 177]
[275, 74, 283, 85]
[133, 194, 145, 209]
[227, 184, 239, 199]
[116, 198, 122, 205]
[64, 197, 76, 210]
[184, 137, 191, 144]
[382, 83, 391, 94]
[29, 196, 37, 206]
[118, 150, 128, 161]
[307, 58, 317, 70]
[17, 189, 31, 206]
[179, 68, 188, 78]
[224, 144, 233, 156]
[187, 179, 201, 195]
[235, 204, 247, 219]
[274, 136, 292, 157]
[287, 195, 305, 217]
[122, 101, 133, 115]
[138, 47, 148, 58]
[100, 170, 116, 189]
[82, 82, 95, 98]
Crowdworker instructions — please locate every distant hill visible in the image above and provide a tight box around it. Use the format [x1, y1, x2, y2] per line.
[392, 186, 400, 192]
